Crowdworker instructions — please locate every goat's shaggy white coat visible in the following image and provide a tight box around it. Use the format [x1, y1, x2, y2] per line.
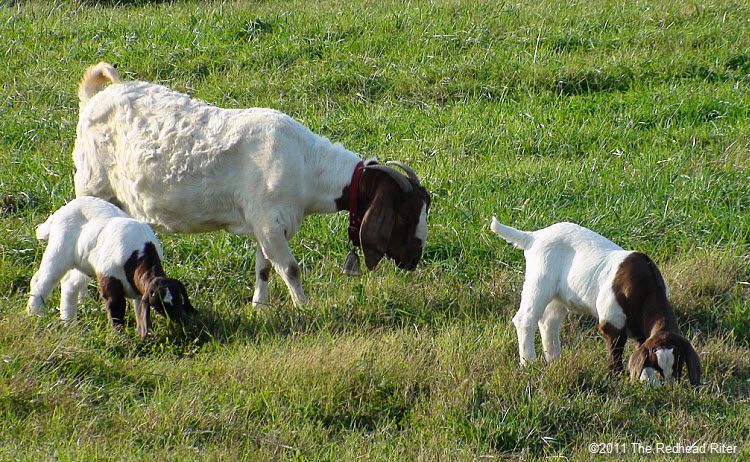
[73, 63, 429, 306]
[76, 80, 361, 233]
[28, 196, 165, 321]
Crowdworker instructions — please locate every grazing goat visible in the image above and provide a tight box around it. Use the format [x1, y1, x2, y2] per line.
[72, 62, 431, 306]
[490, 218, 701, 385]
[28, 196, 195, 338]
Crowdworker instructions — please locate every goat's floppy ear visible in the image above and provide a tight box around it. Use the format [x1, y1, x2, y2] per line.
[136, 295, 151, 339]
[674, 334, 701, 386]
[177, 281, 196, 315]
[628, 345, 649, 383]
[360, 187, 396, 271]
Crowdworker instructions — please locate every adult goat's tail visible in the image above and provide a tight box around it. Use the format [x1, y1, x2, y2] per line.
[78, 62, 121, 107]
[489, 216, 533, 250]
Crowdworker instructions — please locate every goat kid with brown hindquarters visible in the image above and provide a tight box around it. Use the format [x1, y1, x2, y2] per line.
[72, 62, 431, 307]
[490, 218, 701, 385]
[28, 196, 195, 338]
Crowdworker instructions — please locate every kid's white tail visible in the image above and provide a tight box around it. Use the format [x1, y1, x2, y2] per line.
[35, 216, 52, 240]
[490, 216, 533, 250]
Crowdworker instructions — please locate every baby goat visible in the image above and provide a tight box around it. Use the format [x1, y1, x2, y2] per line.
[72, 62, 430, 306]
[490, 218, 701, 385]
[28, 196, 195, 338]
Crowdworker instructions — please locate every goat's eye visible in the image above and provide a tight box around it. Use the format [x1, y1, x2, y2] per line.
[651, 347, 658, 354]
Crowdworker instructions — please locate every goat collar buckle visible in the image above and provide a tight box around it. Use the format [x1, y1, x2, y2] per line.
[347, 161, 365, 247]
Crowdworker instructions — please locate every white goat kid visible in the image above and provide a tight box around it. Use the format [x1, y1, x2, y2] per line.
[72, 63, 431, 307]
[490, 218, 701, 385]
[28, 196, 194, 338]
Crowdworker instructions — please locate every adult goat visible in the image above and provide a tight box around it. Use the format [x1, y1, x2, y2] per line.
[73, 62, 430, 306]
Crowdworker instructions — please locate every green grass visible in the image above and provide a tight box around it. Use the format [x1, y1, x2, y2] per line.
[1, 0, 749, 459]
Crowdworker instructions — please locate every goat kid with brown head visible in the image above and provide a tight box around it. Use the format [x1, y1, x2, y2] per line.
[28, 196, 195, 338]
[490, 218, 701, 386]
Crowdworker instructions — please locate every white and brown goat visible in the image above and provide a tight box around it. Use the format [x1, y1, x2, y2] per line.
[28, 196, 195, 338]
[490, 218, 701, 385]
[72, 62, 431, 306]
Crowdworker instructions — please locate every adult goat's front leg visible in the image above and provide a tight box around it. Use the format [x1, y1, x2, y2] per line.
[257, 232, 306, 307]
[252, 244, 272, 308]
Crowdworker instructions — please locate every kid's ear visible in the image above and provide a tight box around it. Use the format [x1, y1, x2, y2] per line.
[136, 296, 151, 339]
[177, 280, 196, 314]
[628, 345, 649, 383]
[673, 334, 701, 386]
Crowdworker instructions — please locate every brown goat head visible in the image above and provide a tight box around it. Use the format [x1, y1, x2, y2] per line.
[136, 277, 196, 338]
[628, 331, 701, 386]
[359, 162, 430, 271]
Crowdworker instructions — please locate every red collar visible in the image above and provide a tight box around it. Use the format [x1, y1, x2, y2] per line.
[348, 161, 365, 247]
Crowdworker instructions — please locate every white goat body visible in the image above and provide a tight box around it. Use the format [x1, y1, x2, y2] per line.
[75, 79, 359, 235]
[492, 220, 632, 323]
[28, 196, 194, 337]
[28, 196, 163, 319]
[490, 218, 701, 385]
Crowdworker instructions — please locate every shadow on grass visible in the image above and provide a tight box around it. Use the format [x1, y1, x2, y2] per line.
[553, 67, 635, 96]
[133, 286, 516, 357]
[0, 191, 38, 215]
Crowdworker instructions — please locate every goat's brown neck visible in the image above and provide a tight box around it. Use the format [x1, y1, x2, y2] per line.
[335, 167, 377, 212]
[614, 252, 683, 340]
[354, 170, 385, 209]
[345, 161, 365, 246]
[643, 306, 681, 338]
[124, 242, 166, 296]
[334, 168, 393, 244]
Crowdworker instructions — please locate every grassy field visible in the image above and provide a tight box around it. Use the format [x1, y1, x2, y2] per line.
[1, 0, 749, 459]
